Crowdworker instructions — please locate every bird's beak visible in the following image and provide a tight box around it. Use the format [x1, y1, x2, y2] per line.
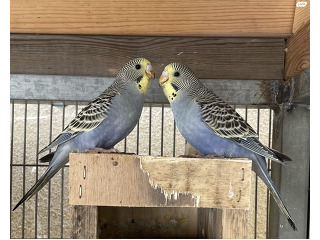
[146, 65, 155, 80]
[159, 70, 169, 87]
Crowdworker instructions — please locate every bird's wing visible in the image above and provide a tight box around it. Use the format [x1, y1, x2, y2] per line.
[195, 87, 286, 164]
[196, 87, 257, 139]
[38, 87, 119, 154]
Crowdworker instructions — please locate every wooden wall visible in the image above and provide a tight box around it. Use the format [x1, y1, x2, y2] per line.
[11, 0, 296, 37]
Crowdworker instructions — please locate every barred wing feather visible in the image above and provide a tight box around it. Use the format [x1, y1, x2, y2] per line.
[38, 87, 118, 154]
[196, 87, 286, 164]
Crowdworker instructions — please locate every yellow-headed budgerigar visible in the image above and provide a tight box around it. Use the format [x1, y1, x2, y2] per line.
[159, 62, 297, 231]
[13, 58, 155, 211]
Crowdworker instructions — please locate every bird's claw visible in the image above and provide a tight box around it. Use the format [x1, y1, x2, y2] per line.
[83, 148, 120, 153]
[178, 154, 203, 158]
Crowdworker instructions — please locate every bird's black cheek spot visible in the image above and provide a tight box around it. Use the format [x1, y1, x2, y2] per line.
[171, 83, 179, 91]
[138, 84, 142, 89]
[136, 76, 143, 83]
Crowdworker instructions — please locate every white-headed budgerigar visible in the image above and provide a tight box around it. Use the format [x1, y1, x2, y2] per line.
[159, 63, 297, 231]
[13, 58, 155, 211]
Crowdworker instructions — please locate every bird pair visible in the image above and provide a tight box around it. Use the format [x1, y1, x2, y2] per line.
[13, 58, 297, 231]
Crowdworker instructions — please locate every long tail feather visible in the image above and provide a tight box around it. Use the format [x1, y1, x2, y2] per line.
[253, 154, 297, 231]
[12, 147, 70, 211]
[267, 147, 293, 162]
[39, 152, 55, 163]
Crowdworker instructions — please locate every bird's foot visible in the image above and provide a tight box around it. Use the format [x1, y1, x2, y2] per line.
[178, 154, 203, 158]
[204, 154, 225, 159]
[84, 148, 120, 153]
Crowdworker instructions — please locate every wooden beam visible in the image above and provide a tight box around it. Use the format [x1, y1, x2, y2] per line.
[69, 153, 252, 209]
[71, 205, 98, 239]
[10, 0, 295, 37]
[198, 209, 248, 239]
[269, 104, 309, 238]
[10, 74, 283, 105]
[10, 34, 285, 80]
[285, 21, 310, 79]
[292, 0, 310, 33]
[188, 144, 249, 239]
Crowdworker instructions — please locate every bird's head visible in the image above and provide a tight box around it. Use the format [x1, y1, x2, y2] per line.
[118, 58, 155, 94]
[159, 63, 199, 102]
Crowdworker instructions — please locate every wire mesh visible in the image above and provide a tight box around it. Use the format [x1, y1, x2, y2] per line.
[10, 100, 273, 239]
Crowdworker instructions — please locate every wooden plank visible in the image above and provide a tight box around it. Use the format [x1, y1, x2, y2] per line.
[10, 34, 285, 80]
[98, 207, 198, 238]
[69, 153, 252, 209]
[292, 0, 310, 33]
[269, 104, 309, 238]
[285, 21, 310, 79]
[198, 209, 248, 238]
[10, 74, 283, 105]
[10, 0, 295, 37]
[71, 205, 98, 239]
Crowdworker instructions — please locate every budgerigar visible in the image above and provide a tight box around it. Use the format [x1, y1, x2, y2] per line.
[159, 63, 297, 231]
[13, 58, 155, 211]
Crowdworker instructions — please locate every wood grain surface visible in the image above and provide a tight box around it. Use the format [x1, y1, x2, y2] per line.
[198, 208, 248, 238]
[285, 21, 309, 79]
[11, 0, 295, 37]
[292, 0, 310, 33]
[69, 153, 252, 209]
[71, 205, 98, 239]
[10, 34, 285, 80]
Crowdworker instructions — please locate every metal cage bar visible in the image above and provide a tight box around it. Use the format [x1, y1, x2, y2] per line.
[10, 101, 274, 239]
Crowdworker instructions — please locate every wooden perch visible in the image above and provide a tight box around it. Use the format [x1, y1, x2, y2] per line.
[69, 153, 251, 209]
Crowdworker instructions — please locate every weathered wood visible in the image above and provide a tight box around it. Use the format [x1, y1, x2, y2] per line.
[285, 21, 310, 79]
[184, 143, 248, 238]
[69, 153, 252, 209]
[10, 34, 285, 80]
[280, 68, 310, 105]
[71, 205, 98, 239]
[198, 208, 248, 238]
[10, 0, 295, 37]
[10, 74, 283, 105]
[269, 104, 309, 238]
[292, 0, 310, 33]
[98, 207, 198, 238]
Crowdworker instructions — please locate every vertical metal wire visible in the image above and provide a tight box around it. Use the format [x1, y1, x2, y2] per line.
[245, 105, 248, 122]
[60, 103, 65, 238]
[22, 102, 27, 238]
[48, 103, 53, 239]
[136, 120, 140, 154]
[124, 137, 127, 153]
[160, 104, 164, 156]
[173, 120, 176, 157]
[35, 102, 40, 238]
[266, 108, 272, 238]
[148, 103, 152, 155]
[75, 101, 78, 116]
[10, 101, 14, 238]
[254, 107, 260, 238]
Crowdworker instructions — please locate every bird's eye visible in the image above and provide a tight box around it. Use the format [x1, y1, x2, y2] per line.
[174, 72, 180, 77]
[135, 64, 141, 70]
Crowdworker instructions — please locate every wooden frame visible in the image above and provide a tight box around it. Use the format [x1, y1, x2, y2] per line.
[69, 153, 252, 238]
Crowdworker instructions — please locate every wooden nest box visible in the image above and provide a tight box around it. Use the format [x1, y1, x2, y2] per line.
[69, 153, 252, 238]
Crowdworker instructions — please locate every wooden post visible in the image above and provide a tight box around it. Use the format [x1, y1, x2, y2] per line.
[198, 209, 248, 239]
[71, 205, 98, 239]
[269, 69, 310, 238]
[186, 143, 249, 239]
